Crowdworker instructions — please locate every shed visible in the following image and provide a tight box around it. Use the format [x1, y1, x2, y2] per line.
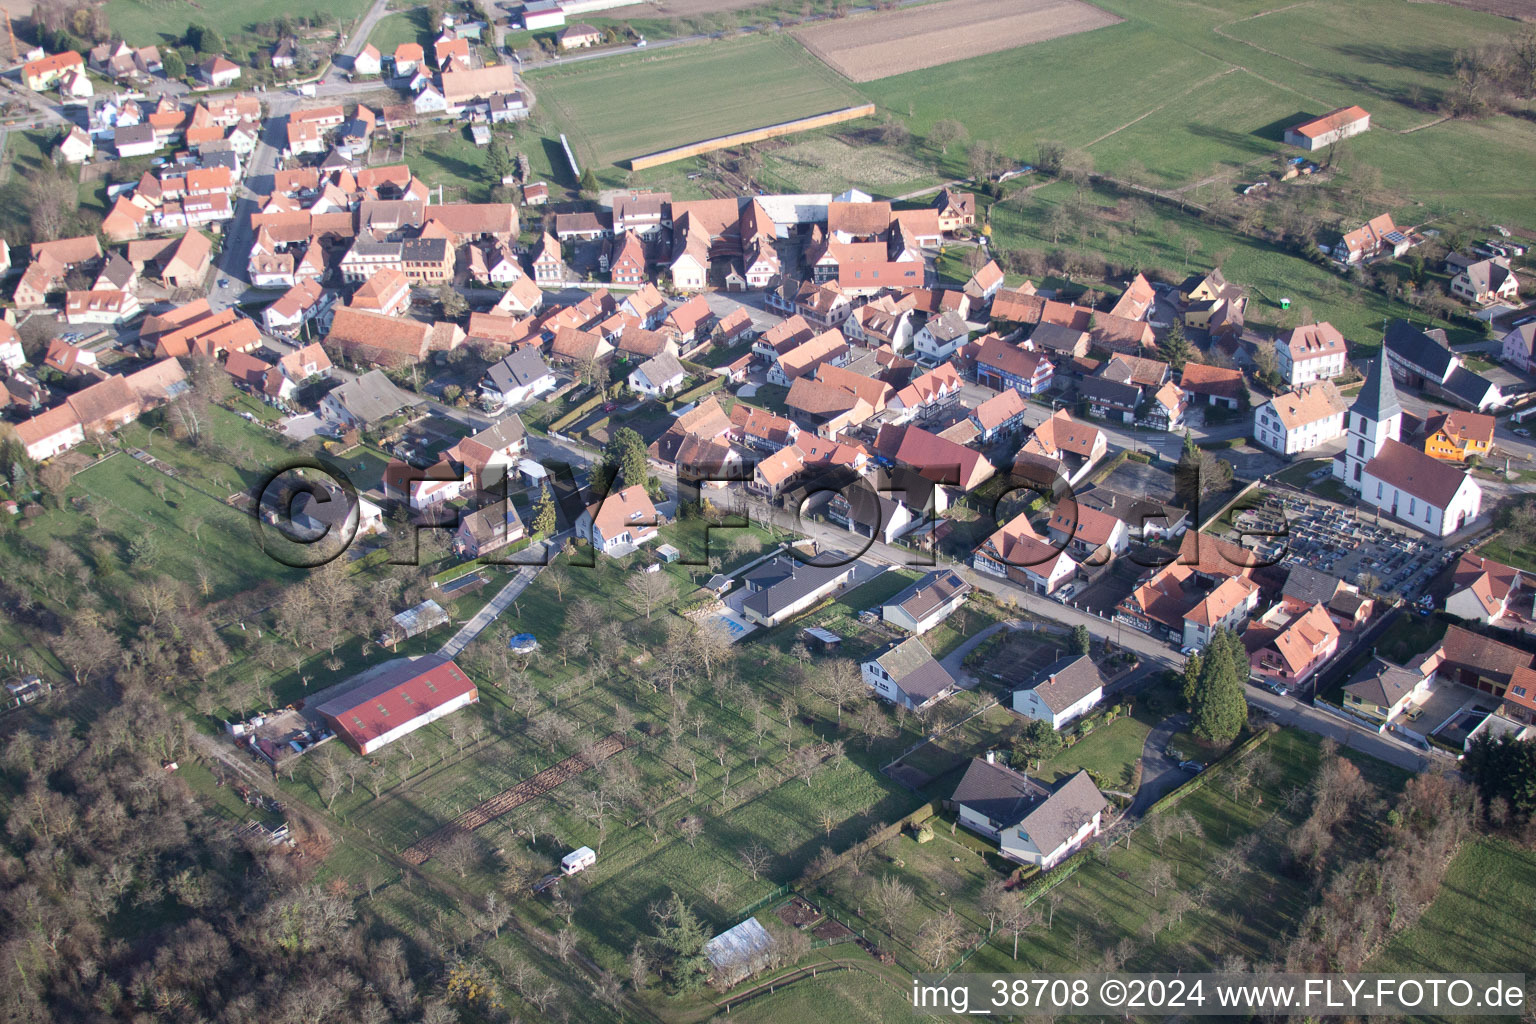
[471, 124, 491, 147]
[518, 458, 549, 488]
[704, 916, 775, 985]
[655, 543, 680, 563]
[385, 599, 450, 643]
[802, 626, 841, 651]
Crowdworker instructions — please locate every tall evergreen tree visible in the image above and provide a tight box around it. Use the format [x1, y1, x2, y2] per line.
[1160, 321, 1193, 371]
[602, 427, 650, 491]
[1189, 627, 1247, 745]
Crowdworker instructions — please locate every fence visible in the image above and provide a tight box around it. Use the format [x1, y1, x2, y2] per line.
[733, 883, 790, 921]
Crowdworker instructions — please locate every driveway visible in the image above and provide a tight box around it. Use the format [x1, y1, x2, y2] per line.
[1130, 712, 1190, 816]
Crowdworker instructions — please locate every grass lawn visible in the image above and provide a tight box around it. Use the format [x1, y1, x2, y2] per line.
[1368, 838, 1536, 980]
[1034, 714, 1150, 789]
[366, 10, 432, 57]
[528, 34, 862, 173]
[1374, 611, 1450, 665]
[1477, 531, 1536, 574]
[104, 0, 371, 50]
[390, 123, 505, 203]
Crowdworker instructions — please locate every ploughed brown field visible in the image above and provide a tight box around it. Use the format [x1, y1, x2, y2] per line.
[795, 0, 1123, 83]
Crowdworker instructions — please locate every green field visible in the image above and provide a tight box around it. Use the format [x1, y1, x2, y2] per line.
[529, 34, 863, 171]
[985, 179, 1471, 347]
[850, 0, 1536, 227]
[1369, 838, 1536, 980]
[103, 0, 371, 50]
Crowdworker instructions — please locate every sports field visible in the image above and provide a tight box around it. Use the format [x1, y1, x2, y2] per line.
[104, 0, 371, 49]
[528, 34, 863, 170]
[796, 0, 1120, 83]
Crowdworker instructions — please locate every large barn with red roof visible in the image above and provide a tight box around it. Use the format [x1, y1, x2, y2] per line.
[313, 655, 478, 754]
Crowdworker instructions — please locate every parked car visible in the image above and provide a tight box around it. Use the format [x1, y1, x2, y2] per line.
[1180, 645, 1202, 657]
[1266, 681, 1291, 697]
[1179, 761, 1205, 773]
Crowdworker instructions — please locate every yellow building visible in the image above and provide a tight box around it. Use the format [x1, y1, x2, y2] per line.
[1423, 410, 1495, 462]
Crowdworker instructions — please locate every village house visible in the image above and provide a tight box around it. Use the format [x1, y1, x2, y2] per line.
[1330, 213, 1409, 265]
[1253, 381, 1348, 456]
[1277, 322, 1348, 385]
[1279, 565, 1373, 632]
[1013, 655, 1105, 730]
[1178, 362, 1245, 409]
[1422, 410, 1495, 463]
[881, 569, 972, 635]
[24, 51, 85, 91]
[1016, 410, 1107, 486]
[1446, 552, 1530, 627]
[454, 500, 526, 559]
[200, 56, 241, 88]
[1450, 257, 1520, 306]
[1182, 576, 1260, 650]
[974, 335, 1053, 395]
[577, 484, 659, 556]
[739, 557, 854, 628]
[480, 347, 556, 409]
[913, 311, 971, 362]
[321, 369, 418, 429]
[1382, 319, 1503, 412]
[932, 188, 975, 234]
[861, 637, 957, 712]
[1045, 502, 1130, 566]
[1246, 602, 1340, 689]
[973, 510, 1078, 595]
[628, 352, 687, 398]
[951, 758, 1106, 870]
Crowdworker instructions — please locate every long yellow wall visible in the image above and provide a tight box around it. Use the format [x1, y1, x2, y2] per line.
[628, 104, 877, 170]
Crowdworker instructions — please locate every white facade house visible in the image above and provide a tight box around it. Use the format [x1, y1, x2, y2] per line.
[952, 756, 1107, 870]
[627, 352, 686, 398]
[913, 311, 970, 362]
[1181, 576, 1260, 650]
[1276, 322, 1348, 386]
[1011, 655, 1104, 730]
[998, 772, 1106, 870]
[1253, 382, 1348, 455]
[576, 484, 659, 555]
[860, 637, 956, 712]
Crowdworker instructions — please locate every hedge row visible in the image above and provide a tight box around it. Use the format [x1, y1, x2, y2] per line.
[430, 539, 533, 585]
[549, 392, 605, 433]
[667, 375, 727, 410]
[797, 799, 942, 886]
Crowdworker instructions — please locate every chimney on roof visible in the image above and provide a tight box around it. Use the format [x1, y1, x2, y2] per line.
[985, 750, 995, 765]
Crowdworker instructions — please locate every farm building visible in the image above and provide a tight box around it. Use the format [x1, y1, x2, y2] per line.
[1284, 105, 1370, 150]
[314, 655, 478, 755]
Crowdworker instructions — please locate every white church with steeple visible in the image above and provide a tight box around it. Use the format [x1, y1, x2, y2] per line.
[1334, 359, 1481, 536]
